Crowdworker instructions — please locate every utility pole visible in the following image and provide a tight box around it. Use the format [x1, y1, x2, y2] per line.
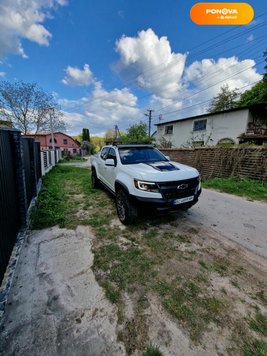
[49, 107, 55, 151]
[144, 109, 154, 137]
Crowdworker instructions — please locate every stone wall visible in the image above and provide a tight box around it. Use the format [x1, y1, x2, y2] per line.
[160, 147, 267, 181]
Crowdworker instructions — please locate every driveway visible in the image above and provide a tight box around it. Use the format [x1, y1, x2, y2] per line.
[186, 188, 267, 259]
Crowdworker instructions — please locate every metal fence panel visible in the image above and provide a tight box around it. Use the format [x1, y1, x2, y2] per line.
[0, 130, 21, 283]
[34, 142, 41, 181]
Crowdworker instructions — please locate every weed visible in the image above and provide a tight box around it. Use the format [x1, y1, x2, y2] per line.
[143, 344, 163, 356]
[249, 310, 267, 336]
[231, 280, 240, 289]
[175, 234, 191, 243]
[101, 280, 120, 303]
[255, 290, 267, 304]
[198, 260, 228, 275]
[220, 287, 227, 295]
[243, 339, 267, 356]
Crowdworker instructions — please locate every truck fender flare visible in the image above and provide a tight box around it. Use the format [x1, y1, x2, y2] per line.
[115, 180, 129, 194]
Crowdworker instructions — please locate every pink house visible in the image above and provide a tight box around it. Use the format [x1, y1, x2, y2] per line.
[24, 132, 81, 155]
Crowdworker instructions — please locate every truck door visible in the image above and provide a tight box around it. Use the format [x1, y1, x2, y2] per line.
[98, 147, 109, 184]
[104, 148, 117, 191]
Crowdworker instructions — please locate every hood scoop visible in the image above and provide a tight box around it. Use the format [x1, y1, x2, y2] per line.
[145, 162, 179, 171]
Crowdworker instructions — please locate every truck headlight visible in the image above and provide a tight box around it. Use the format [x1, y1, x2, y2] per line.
[134, 179, 159, 193]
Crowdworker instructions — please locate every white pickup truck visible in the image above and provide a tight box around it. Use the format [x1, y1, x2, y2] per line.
[91, 144, 201, 224]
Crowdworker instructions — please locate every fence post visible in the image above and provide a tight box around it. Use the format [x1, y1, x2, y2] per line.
[40, 151, 45, 176]
[51, 150, 55, 167]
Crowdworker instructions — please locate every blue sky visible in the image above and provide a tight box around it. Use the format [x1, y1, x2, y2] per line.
[0, 0, 266, 136]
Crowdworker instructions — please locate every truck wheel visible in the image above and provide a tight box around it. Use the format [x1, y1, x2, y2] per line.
[91, 169, 100, 189]
[116, 189, 137, 225]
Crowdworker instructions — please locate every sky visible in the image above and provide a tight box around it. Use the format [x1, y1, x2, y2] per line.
[0, 0, 266, 136]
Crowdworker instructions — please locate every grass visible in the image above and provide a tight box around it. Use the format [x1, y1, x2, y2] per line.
[202, 177, 267, 202]
[154, 277, 224, 342]
[243, 339, 267, 356]
[31, 165, 116, 230]
[198, 259, 228, 276]
[93, 243, 155, 291]
[249, 310, 267, 337]
[60, 155, 87, 163]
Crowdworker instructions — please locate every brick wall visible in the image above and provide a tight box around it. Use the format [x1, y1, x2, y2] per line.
[160, 147, 267, 181]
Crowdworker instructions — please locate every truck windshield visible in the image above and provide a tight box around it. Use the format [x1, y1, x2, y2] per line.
[118, 147, 168, 165]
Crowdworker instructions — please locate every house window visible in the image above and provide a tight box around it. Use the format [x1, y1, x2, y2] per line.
[49, 138, 57, 143]
[73, 149, 77, 153]
[63, 139, 68, 144]
[165, 125, 173, 134]
[193, 120, 207, 131]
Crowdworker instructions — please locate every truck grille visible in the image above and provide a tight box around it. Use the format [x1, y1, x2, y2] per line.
[157, 177, 199, 200]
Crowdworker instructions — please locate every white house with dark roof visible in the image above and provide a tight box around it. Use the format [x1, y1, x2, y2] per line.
[155, 103, 267, 147]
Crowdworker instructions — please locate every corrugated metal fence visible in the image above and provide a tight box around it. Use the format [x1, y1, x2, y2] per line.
[0, 129, 41, 283]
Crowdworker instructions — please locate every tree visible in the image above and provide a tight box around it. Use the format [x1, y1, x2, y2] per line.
[237, 80, 267, 107]
[208, 84, 239, 113]
[91, 136, 105, 153]
[82, 128, 90, 142]
[105, 128, 116, 142]
[122, 121, 154, 144]
[0, 81, 65, 135]
[237, 49, 267, 107]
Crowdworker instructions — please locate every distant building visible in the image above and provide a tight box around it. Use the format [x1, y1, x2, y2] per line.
[0, 120, 13, 128]
[155, 103, 267, 147]
[24, 132, 81, 155]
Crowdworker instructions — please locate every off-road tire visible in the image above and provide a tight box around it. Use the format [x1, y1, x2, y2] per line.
[116, 189, 137, 225]
[91, 168, 100, 189]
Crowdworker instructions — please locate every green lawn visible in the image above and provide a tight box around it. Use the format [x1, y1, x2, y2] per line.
[202, 177, 267, 202]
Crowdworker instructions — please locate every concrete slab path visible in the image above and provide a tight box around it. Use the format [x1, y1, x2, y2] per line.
[0, 226, 125, 356]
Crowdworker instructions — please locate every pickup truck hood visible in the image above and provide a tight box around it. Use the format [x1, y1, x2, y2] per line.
[123, 161, 199, 182]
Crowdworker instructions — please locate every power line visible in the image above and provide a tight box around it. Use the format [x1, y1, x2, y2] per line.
[116, 16, 267, 91]
[156, 55, 263, 114]
[156, 80, 261, 121]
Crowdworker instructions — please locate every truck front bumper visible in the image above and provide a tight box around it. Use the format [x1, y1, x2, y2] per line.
[130, 188, 202, 211]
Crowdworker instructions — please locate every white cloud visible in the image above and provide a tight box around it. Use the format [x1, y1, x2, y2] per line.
[84, 82, 140, 126]
[115, 29, 262, 121]
[185, 56, 261, 95]
[62, 64, 94, 86]
[115, 28, 187, 99]
[59, 82, 141, 135]
[0, 0, 67, 59]
[0, 71, 6, 78]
